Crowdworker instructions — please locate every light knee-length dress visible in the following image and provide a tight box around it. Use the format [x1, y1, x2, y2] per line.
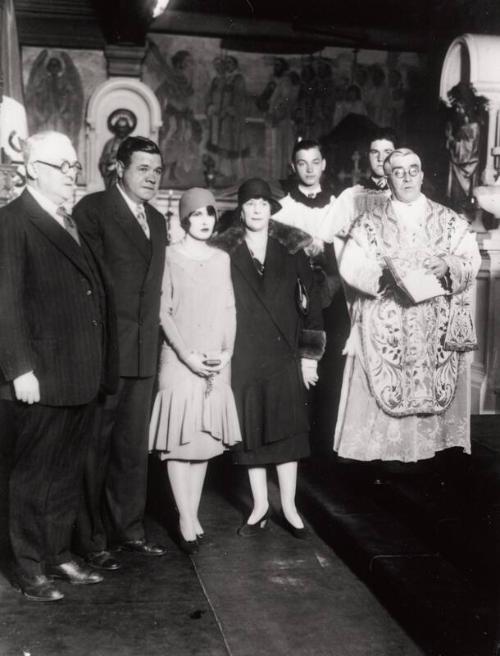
[149, 244, 241, 460]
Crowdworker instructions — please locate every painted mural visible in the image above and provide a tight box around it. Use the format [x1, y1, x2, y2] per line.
[22, 38, 426, 191]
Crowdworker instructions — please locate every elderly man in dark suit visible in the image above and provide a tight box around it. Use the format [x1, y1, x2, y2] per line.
[0, 131, 117, 601]
[73, 136, 167, 570]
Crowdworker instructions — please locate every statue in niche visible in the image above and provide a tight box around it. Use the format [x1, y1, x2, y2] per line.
[99, 109, 137, 188]
[26, 50, 84, 149]
[443, 82, 488, 210]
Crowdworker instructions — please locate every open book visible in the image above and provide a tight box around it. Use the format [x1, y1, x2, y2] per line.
[384, 256, 447, 304]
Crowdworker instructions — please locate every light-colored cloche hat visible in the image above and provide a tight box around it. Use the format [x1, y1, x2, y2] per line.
[179, 187, 217, 221]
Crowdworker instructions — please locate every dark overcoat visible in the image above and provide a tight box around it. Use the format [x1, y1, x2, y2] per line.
[212, 221, 325, 456]
[73, 185, 167, 378]
[0, 190, 117, 405]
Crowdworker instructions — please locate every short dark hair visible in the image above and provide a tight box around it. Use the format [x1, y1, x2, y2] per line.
[291, 138, 324, 162]
[180, 205, 217, 232]
[367, 127, 398, 152]
[116, 136, 162, 168]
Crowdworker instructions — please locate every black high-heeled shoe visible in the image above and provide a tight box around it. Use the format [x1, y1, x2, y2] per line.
[237, 508, 271, 537]
[178, 535, 199, 555]
[282, 515, 311, 540]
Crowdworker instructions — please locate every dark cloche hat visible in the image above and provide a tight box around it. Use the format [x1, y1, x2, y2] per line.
[237, 178, 281, 215]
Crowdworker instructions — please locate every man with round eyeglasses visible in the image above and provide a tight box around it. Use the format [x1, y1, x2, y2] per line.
[332, 147, 481, 464]
[0, 131, 118, 601]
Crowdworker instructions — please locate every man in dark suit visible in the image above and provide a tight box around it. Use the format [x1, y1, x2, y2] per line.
[0, 131, 117, 601]
[73, 136, 167, 570]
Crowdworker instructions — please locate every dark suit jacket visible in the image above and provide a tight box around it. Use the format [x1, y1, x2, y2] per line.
[0, 190, 117, 406]
[73, 185, 167, 378]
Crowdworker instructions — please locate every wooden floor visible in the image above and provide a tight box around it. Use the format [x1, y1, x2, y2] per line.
[0, 409, 498, 656]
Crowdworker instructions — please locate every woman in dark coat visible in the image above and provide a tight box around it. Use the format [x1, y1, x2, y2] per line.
[214, 178, 326, 537]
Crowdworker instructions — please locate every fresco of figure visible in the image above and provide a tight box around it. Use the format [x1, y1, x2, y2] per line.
[98, 109, 137, 189]
[26, 50, 84, 149]
[156, 49, 202, 185]
[206, 55, 249, 183]
[257, 58, 300, 180]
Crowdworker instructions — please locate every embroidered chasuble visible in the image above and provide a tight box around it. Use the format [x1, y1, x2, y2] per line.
[333, 193, 480, 462]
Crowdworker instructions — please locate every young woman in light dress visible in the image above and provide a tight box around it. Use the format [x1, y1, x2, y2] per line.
[149, 188, 241, 554]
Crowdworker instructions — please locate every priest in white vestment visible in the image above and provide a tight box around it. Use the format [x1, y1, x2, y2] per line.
[333, 148, 481, 462]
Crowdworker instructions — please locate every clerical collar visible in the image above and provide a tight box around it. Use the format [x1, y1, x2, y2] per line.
[361, 176, 389, 191]
[288, 184, 333, 209]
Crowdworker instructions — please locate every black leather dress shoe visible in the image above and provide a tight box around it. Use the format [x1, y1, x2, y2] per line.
[121, 539, 167, 557]
[16, 574, 64, 602]
[46, 560, 103, 585]
[86, 550, 122, 571]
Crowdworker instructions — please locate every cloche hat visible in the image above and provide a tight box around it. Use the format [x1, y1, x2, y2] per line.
[179, 187, 217, 221]
[237, 178, 281, 215]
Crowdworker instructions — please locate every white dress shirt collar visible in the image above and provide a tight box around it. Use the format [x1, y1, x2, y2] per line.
[117, 183, 144, 216]
[26, 185, 65, 227]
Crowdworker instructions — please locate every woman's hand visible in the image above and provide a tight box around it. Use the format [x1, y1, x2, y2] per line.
[425, 256, 449, 279]
[203, 350, 231, 374]
[301, 358, 319, 390]
[305, 238, 324, 258]
[184, 352, 216, 378]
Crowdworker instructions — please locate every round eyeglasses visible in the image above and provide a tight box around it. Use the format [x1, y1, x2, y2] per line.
[391, 165, 421, 179]
[35, 160, 83, 175]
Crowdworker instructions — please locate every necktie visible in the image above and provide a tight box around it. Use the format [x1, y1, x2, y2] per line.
[307, 193, 316, 198]
[135, 204, 150, 239]
[56, 207, 80, 245]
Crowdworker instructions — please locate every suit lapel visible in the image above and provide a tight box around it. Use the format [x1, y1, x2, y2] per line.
[262, 237, 286, 306]
[109, 186, 151, 261]
[143, 205, 165, 284]
[232, 241, 264, 303]
[22, 190, 93, 279]
[232, 238, 293, 348]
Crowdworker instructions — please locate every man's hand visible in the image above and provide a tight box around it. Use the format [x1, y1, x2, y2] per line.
[301, 358, 319, 390]
[13, 371, 40, 404]
[425, 256, 449, 279]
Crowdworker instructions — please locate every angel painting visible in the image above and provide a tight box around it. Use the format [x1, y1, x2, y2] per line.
[147, 42, 203, 185]
[26, 50, 84, 149]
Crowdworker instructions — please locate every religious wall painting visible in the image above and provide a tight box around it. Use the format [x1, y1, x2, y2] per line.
[20, 40, 425, 193]
[22, 47, 107, 185]
[143, 35, 426, 190]
[25, 50, 84, 150]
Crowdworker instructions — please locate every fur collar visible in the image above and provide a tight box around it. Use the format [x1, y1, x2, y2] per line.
[210, 219, 312, 255]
